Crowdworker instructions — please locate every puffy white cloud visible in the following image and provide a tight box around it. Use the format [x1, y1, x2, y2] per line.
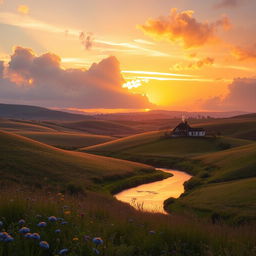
[138, 8, 231, 48]
[0, 46, 152, 109]
[203, 77, 256, 111]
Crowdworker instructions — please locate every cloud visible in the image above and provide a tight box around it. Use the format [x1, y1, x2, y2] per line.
[203, 77, 256, 111]
[17, 5, 30, 15]
[214, 0, 245, 8]
[79, 32, 94, 50]
[0, 46, 152, 109]
[172, 57, 214, 70]
[0, 61, 4, 78]
[231, 44, 256, 61]
[138, 8, 231, 48]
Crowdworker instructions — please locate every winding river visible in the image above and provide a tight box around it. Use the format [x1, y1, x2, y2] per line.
[115, 169, 192, 214]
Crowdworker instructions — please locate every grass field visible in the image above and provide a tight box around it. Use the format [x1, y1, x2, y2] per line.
[193, 142, 256, 183]
[0, 189, 255, 256]
[0, 131, 159, 192]
[16, 131, 115, 149]
[60, 120, 137, 136]
[168, 177, 256, 222]
[81, 128, 256, 221]
[0, 119, 56, 132]
[83, 130, 252, 157]
[194, 118, 256, 140]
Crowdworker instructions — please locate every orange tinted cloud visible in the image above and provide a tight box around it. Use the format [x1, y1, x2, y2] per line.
[17, 5, 30, 15]
[138, 8, 231, 48]
[203, 77, 256, 111]
[214, 0, 246, 8]
[232, 44, 256, 61]
[1, 46, 152, 109]
[172, 57, 214, 70]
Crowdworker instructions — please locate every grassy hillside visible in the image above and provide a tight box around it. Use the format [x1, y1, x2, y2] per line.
[0, 103, 90, 121]
[168, 177, 256, 222]
[195, 118, 256, 140]
[162, 143, 256, 221]
[193, 143, 256, 183]
[0, 189, 255, 256]
[0, 131, 156, 191]
[60, 120, 137, 136]
[0, 119, 56, 132]
[16, 131, 115, 149]
[82, 129, 256, 221]
[83, 130, 252, 157]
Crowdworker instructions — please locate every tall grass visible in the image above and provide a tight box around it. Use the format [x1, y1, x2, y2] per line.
[0, 188, 255, 256]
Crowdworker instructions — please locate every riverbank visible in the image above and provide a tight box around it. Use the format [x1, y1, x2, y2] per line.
[115, 169, 192, 214]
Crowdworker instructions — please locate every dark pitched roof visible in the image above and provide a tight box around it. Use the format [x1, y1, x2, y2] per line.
[189, 127, 205, 131]
[174, 121, 191, 130]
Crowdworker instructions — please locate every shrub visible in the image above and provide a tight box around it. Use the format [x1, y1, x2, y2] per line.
[184, 177, 202, 191]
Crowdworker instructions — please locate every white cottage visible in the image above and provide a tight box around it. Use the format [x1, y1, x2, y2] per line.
[172, 120, 206, 137]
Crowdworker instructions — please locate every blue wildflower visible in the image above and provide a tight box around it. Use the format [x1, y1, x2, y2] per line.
[55, 229, 61, 233]
[31, 233, 40, 240]
[0, 232, 9, 241]
[57, 217, 64, 222]
[4, 235, 14, 242]
[59, 248, 68, 255]
[37, 222, 47, 227]
[149, 230, 156, 234]
[92, 237, 103, 246]
[61, 221, 68, 225]
[0, 232, 14, 242]
[39, 241, 49, 249]
[18, 219, 25, 225]
[24, 233, 33, 238]
[19, 227, 30, 234]
[48, 216, 57, 222]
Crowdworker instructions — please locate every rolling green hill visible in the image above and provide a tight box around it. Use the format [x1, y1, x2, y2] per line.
[16, 131, 115, 149]
[0, 119, 56, 132]
[60, 120, 138, 136]
[193, 143, 256, 183]
[82, 130, 252, 157]
[82, 128, 256, 221]
[169, 177, 256, 222]
[194, 118, 256, 140]
[0, 131, 155, 191]
[0, 103, 90, 121]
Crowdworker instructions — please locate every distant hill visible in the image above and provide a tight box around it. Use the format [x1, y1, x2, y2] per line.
[81, 130, 252, 157]
[16, 131, 115, 149]
[0, 131, 153, 189]
[60, 120, 138, 136]
[194, 118, 256, 140]
[232, 113, 256, 119]
[93, 110, 248, 121]
[0, 103, 90, 121]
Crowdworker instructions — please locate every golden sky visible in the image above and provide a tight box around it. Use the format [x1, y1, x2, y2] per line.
[0, 0, 255, 112]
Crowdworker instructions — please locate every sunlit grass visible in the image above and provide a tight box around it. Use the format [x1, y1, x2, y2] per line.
[0, 188, 255, 256]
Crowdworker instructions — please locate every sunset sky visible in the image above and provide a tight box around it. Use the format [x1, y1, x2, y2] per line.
[0, 0, 256, 112]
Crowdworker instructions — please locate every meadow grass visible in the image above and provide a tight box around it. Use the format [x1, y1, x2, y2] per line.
[16, 131, 114, 149]
[83, 131, 252, 157]
[0, 131, 155, 192]
[81, 130, 256, 222]
[60, 120, 136, 136]
[0, 188, 255, 256]
[167, 177, 256, 223]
